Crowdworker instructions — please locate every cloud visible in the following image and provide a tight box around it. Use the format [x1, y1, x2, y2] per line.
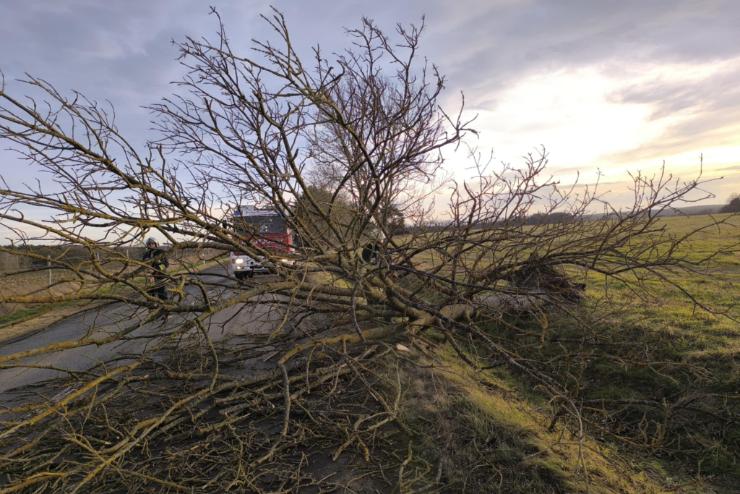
[2, 0, 740, 211]
[424, 0, 740, 106]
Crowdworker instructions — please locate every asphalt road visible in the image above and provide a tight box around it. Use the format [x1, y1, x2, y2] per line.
[0, 267, 286, 399]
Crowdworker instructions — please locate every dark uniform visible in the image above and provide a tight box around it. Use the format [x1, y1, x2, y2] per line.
[143, 245, 169, 300]
[361, 241, 380, 264]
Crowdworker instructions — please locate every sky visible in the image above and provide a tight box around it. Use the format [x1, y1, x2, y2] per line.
[1, 0, 739, 216]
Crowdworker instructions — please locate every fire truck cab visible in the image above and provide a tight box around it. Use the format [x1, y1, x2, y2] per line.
[229, 206, 293, 279]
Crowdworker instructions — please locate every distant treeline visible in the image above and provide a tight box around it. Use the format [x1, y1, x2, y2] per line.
[0, 245, 145, 273]
[401, 213, 573, 235]
[404, 204, 727, 235]
[0, 245, 217, 273]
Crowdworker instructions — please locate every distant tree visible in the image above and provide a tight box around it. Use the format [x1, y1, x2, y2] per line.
[526, 211, 575, 225]
[721, 194, 740, 213]
[291, 185, 359, 250]
[378, 203, 406, 235]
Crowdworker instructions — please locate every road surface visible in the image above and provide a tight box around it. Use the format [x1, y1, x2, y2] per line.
[0, 267, 288, 401]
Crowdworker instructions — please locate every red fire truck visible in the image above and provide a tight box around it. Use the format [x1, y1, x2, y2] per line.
[229, 206, 293, 279]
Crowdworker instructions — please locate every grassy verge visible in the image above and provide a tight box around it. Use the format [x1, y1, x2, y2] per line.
[387, 214, 739, 491]
[357, 347, 676, 493]
[487, 308, 739, 488]
[0, 304, 54, 328]
[295, 214, 738, 490]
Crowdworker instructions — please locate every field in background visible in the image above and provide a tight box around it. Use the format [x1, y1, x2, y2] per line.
[0, 247, 224, 331]
[586, 213, 739, 344]
[461, 213, 739, 490]
[386, 213, 739, 491]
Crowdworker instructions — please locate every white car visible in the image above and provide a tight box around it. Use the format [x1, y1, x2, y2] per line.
[229, 252, 268, 279]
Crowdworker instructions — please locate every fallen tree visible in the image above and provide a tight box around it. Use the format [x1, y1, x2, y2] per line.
[0, 9, 737, 493]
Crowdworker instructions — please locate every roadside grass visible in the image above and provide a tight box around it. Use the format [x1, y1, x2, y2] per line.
[381, 349, 674, 493]
[382, 310, 737, 491]
[0, 270, 85, 329]
[0, 304, 52, 327]
[465, 215, 739, 490]
[390, 213, 738, 491]
[494, 307, 737, 480]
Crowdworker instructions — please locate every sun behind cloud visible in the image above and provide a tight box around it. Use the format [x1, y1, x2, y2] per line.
[447, 57, 740, 205]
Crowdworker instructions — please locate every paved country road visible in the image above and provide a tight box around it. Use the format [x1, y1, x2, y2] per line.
[0, 267, 286, 401]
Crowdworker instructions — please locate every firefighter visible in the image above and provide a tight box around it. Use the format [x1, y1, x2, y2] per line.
[361, 240, 380, 264]
[143, 237, 169, 300]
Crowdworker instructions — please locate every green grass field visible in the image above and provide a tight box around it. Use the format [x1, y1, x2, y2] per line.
[587, 213, 739, 349]
[394, 213, 739, 492]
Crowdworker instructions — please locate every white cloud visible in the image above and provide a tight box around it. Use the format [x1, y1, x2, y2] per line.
[465, 68, 656, 168]
[441, 58, 740, 203]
